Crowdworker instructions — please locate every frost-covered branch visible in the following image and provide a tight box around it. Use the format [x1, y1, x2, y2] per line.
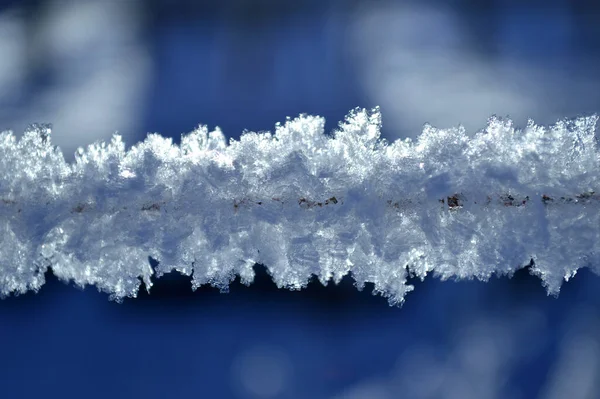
[0, 108, 598, 305]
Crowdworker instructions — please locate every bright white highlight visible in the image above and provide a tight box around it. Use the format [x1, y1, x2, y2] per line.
[0, 108, 598, 305]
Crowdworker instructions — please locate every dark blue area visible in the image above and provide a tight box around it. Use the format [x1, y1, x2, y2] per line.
[0, 265, 598, 398]
[140, 8, 364, 143]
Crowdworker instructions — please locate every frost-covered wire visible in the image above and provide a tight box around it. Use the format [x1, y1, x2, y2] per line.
[0, 108, 598, 305]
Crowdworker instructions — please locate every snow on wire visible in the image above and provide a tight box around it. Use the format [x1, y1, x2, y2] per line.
[0, 108, 599, 305]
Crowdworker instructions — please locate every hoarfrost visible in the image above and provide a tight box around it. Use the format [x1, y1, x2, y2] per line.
[0, 107, 598, 305]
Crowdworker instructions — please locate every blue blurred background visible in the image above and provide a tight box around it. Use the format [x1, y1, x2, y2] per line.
[1, 1, 600, 398]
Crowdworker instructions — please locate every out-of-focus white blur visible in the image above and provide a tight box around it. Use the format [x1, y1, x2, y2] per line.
[0, 0, 150, 159]
[346, 2, 600, 138]
[540, 307, 600, 399]
[0, 9, 25, 99]
[232, 344, 293, 398]
[1, 0, 597, 155]
[333, 306, 599, 399]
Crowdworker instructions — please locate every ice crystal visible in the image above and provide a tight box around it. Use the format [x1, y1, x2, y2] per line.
[0, 108, 598, 305]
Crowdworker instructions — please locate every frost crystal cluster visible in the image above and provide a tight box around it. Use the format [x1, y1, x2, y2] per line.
[0, 108, 598, 305]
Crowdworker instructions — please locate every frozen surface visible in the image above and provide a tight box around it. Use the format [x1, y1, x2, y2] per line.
[0, 108, 598, 305]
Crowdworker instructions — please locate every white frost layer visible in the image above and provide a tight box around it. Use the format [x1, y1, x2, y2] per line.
[0, 109, 598, 305]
